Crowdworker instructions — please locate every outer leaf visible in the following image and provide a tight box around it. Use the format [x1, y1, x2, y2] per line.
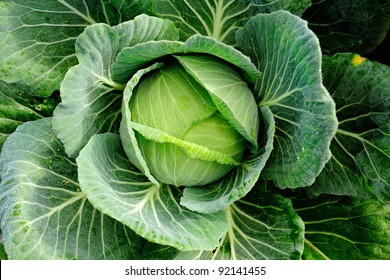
[149, 0, 311, 44]
[303, 0, 390, 55]
[307, 54, 390, 204]
[77, 132, 228, 251]
[109, 0, 153, 21]
[52, 14, 179, 158]
[213, 183, 304, 260]
[236, 11, 338, 189]
[0, 0, 122, 97]
[293, 195, 390, 260]
[0, 118, 141, 259]
[52, 23, 124, 159]
[181, 107, 274, 213]
[0, 81, 58, 149]
[112, 34, 260, 84]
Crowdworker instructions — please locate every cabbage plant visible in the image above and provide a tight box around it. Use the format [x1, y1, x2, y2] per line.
[0, 0, 389, 260]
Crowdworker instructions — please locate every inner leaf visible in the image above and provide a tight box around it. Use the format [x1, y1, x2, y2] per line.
[131, 122, 240, 166]
[175, 54, 259, 151]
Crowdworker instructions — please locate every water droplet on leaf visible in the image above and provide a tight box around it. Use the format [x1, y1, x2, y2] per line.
[13, 234, 22, 245]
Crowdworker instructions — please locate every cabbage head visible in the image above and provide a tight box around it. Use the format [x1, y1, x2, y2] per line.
[128, 56, 259, 186]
